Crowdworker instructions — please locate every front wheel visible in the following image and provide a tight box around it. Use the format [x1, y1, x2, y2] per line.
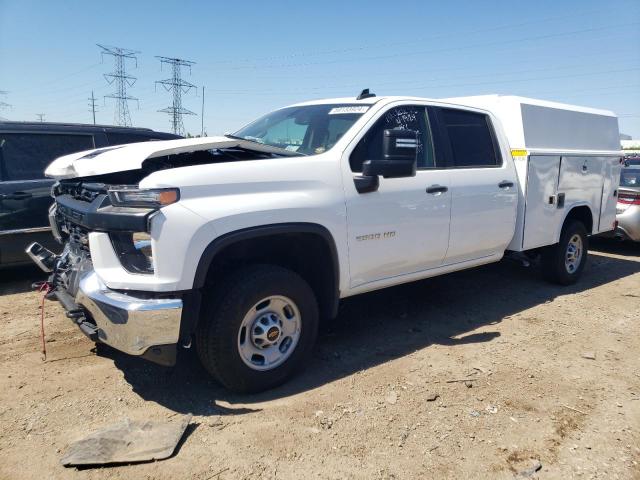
[541, 220, 588, 285]
[196, 264, 319, 393]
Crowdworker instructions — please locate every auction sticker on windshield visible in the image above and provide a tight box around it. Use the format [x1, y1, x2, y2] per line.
[329, 106, 370, 115]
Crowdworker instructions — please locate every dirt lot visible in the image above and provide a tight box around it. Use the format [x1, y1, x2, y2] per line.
[0, 239, 639, 480]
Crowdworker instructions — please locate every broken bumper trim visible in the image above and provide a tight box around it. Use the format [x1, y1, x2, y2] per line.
[73, 271, 183, 362]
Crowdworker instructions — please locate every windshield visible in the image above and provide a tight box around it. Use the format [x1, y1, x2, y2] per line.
[232, 104, 369, 155]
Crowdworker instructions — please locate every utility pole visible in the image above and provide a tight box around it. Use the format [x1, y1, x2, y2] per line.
[36, 113, 45, 122]
[88, 90, 98, 125]
[201, 86, 205, 137]
[155, 57, 196, 136]
[98, 44, 139, 127]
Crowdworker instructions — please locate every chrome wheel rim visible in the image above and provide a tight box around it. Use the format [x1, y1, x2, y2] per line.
[565, 234, 583, 274]
[237, 295, 301, 371]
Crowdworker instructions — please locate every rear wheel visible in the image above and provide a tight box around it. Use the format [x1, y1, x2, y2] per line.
[542, 220, 588, 285]
[196, 264, 319, 393]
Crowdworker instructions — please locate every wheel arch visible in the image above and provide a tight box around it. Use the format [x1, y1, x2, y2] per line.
[557, 204, 594, 241]
[188, 222, 340, 330]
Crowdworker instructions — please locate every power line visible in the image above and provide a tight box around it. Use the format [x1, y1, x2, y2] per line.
[155, 56, 197, 136]
[88, 91, 98, 125]
[222, 22, 640, 71]
[200, 2, 640, 67]
[98, 44, 139, 126]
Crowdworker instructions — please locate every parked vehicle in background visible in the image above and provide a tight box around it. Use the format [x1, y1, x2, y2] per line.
[612, 155, 640, 241]
[0, 122, 180, 267]
[28, 92, 622, 393]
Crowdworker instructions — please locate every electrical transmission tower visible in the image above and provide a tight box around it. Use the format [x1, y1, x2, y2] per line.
[36, 113, 46, 122]
[98, 44, 139, 126]
[88, 91, 98, 124]
[0, 91, 11, 118]
[155, 57, 197, 135]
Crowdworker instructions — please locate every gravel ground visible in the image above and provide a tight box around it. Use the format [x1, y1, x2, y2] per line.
[0, 239, 638, 480]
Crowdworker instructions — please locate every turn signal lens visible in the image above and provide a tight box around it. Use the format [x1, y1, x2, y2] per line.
[108, 188, 180, 208]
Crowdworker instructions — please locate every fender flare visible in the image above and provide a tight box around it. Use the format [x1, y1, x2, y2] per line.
[186, 222, 341, 325]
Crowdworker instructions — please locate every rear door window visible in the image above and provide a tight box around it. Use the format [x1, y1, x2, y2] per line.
[0, 132, 94, 180]
[438, 108, 501, 168]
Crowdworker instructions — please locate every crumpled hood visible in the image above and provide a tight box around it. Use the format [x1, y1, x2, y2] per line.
[45, 136, 296, 179]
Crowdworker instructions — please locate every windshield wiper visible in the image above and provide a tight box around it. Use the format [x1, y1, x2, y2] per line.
[224, 134, 307, 156]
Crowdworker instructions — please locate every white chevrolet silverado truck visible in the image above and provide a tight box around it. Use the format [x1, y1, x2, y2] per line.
[27, 91, 622, 392]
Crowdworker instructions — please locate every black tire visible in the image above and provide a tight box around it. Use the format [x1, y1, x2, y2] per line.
[195, 264, 319, 393]
[541, 220, 589, 285]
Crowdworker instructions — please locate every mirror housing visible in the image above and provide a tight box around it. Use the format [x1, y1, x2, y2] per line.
[363, 129, 417, 179]
[354, 129, 418, 194]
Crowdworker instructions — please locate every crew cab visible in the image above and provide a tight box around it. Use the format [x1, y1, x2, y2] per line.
[27, 91, 622, 393]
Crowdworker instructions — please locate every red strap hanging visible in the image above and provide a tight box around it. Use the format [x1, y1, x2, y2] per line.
[37, 282, 52, 361]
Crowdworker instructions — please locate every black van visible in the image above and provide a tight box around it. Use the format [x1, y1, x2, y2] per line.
[0, 122, 181, 267]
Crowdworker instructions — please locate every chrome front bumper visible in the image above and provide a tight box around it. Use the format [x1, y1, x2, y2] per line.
[75, 271, 183, 357]
[27, 240, 183, 364]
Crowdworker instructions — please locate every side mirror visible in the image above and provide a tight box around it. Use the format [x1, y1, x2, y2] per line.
[362, 129, 417, 179]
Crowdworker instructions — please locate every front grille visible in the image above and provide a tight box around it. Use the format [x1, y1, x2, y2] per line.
[55, 181, 106, 203]
[53, 181, 107, 249]
[67, 224, 90, 254]
[53, 209, 91, 256]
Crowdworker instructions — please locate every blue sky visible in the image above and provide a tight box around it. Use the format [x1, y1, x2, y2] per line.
[1, 0, 639, 137]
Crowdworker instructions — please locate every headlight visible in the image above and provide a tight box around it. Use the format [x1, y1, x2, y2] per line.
[111, 232, 154, 274]
[108, 187, 179, 208]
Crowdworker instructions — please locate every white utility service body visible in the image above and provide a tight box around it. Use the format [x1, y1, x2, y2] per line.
[31, 93, 622, 392]
[444, 95, 622, 252]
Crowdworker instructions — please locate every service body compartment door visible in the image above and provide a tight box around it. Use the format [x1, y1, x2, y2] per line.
[598, 156, 622, 233]
[522, 155, 561, 250]
[558, 156, 604, 233]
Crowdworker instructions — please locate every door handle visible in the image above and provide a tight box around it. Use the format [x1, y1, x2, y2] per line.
[426, 185, 448, 194]
[498, 181, 514, 189]
[1, 192, 33, 200]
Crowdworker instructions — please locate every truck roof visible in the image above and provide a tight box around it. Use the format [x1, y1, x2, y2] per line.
[291, 94, 616, 117]
[0, 120, 170, 132]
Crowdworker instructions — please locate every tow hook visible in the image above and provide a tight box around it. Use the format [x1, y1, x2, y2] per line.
[25, 242, 57, 273]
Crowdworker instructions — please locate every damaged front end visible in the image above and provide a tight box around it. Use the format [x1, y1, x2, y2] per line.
[27, 179, 183, 366]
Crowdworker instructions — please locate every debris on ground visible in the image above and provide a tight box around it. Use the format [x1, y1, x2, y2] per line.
[581, 352, 596, 360]
[385, 391, 398, 405]
[425, 392, 439, 402]
[485, 404, 498, 414]
[60, 415, 192, 467]
[516, 459, 542, 478]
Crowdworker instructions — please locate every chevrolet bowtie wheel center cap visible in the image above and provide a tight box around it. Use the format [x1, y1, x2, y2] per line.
[238, 296, 302, 371]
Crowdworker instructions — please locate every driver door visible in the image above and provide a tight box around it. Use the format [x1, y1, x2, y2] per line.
[343, 105, 451, 289]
